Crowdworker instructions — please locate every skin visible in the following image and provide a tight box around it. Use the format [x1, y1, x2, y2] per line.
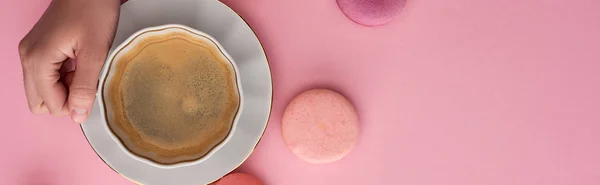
[18, 0, 120, 123]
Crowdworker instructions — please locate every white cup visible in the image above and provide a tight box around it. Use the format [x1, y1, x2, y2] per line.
[97, 24, 243, 168]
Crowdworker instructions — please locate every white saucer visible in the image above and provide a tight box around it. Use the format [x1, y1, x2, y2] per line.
[81, 0, 272, 184]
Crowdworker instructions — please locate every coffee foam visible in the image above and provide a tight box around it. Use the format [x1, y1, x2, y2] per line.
[104, 29, 240, 165]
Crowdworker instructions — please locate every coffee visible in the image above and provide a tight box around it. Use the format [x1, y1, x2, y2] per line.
[104, 28, 240, 165]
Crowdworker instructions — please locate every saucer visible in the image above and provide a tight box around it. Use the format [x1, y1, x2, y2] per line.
[81, 0, 272, 184]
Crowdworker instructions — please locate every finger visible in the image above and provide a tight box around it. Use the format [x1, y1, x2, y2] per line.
[22, 62, 48, 114]
[32, 53, 69, 116]
[61, 59, 75, 74]
[24, 78, 48, 114]
[20, 40, 48, 114]
[63, 71, 75, 87]
[60, 59, 75, 87]
[68, 46, 107, 123]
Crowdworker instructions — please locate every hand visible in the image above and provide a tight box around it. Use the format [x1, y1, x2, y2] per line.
[19, 0, 120, 123]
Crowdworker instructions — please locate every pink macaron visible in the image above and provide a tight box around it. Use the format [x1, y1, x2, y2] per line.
[281, 89, 359, 164]
[215, 173, 263, 185]
[337, 0, 406, 26]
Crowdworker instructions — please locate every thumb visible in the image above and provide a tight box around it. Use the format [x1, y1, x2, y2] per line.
[68, 46, 108, 123]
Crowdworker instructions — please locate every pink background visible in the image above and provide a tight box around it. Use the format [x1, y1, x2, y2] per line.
[1, 0, 599, 184]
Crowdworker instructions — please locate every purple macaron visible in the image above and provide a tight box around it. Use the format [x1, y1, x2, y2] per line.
[337, 0, 406, 26]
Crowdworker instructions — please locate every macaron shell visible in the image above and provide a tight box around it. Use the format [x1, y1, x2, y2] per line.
[215, 173, 263, 185]
[281, 89, 359, 164]
[337, 0, 405, 26]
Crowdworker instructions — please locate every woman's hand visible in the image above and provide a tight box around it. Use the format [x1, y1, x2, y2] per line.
[19, 0, 120, 123]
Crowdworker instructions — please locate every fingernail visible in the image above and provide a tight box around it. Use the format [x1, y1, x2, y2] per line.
[71, 108, 88, 123]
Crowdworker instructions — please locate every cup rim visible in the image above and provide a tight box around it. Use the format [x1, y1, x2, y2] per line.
[97, 24, 244, 169]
